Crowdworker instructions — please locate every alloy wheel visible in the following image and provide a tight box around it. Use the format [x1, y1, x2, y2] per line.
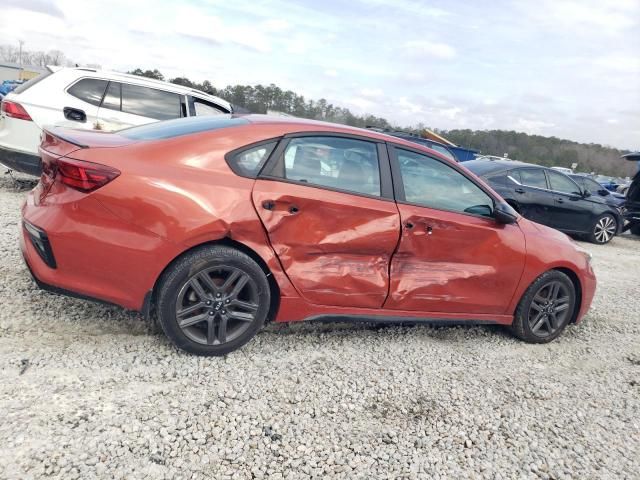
[175, 266, 259, 346]
[594, 216, 616, 244]
[527, 281, 571, 338]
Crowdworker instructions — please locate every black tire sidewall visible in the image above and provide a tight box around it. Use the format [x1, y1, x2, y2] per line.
[157, 246, 271, 356]
[511, 270, 576, 343]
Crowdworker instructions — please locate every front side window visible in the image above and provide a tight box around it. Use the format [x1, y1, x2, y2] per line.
[280, 137, 381, 197]
[519, 168, 548, 189]
[67, 78, 108, 107]
[396, 149, 494, 217]
[547, 170, 582, 195]
[192, 97, 226, 116]
[121, 84, 181, 120]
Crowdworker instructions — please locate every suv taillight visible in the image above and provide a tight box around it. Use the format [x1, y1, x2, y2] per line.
[54, 157, 120, 193]
[1, 100, 32, 121]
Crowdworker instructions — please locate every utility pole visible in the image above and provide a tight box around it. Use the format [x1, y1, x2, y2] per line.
[18, 40, 25, 80]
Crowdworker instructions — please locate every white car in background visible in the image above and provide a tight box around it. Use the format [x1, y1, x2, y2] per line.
[0, 67, 233, 175]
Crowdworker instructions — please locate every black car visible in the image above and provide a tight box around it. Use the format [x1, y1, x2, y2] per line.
[366, 128, 458, 162]
[569, 174, 626, 208]
[621, 152, 640, 236]
[464, 159, 623, 244]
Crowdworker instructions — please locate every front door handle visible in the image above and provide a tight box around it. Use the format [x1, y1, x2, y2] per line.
[288, 205, 299, 214]
[556, 197, 564, 204]
[515, 188, 525, 194]
[262, 200, 275, 210]
[426, 225, 433, 235]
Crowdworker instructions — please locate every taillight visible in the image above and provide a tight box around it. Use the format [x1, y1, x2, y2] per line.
[55, 157, 120, 193]
[1, 100, 32, 121]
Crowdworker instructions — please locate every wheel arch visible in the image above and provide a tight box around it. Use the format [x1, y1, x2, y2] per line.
[145, 237, 281, 323]
[552, 267, 582, 324]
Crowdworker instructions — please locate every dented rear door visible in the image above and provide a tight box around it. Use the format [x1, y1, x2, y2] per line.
[251, 135, 400, 308]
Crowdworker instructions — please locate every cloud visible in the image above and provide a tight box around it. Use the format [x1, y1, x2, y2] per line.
[4, 0, 65, 19]
[404, 40, 457, 59]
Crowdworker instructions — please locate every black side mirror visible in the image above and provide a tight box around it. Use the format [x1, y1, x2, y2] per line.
[494, 203, 518, 224]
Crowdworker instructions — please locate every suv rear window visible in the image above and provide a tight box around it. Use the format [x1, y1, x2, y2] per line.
[67, 78, 109, 106]
[119, 115, 249, 140]
[121, 84, 181, 120]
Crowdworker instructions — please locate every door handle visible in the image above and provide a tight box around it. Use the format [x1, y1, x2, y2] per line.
[426, 225, 433, 235]
[262, 200, 275, 210]
[556, 197, 564, 204]
[63, 107, 86, 123]
[404, 222, 414, 230]
[515, 188, 525, 194]
[288, 205, 299, 214]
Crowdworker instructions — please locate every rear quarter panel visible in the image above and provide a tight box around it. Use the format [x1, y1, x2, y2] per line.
[66, 124, 304, 298]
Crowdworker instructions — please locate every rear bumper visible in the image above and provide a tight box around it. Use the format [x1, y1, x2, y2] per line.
[0, 145, 41, 176]
[20, 190, 178, 311]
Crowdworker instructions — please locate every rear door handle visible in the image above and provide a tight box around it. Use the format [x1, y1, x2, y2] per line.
[262, 200, 275, 210]
[515, 188, 525, 194]
[556, 197, 564, 204]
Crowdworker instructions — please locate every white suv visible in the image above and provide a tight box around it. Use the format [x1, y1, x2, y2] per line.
[0, 67, 233, 175]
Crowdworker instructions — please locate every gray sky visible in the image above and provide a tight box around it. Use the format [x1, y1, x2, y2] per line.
[1, 0, 639, 149]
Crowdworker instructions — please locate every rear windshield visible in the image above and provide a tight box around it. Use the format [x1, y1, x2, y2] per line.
[12, 69, 53, 94]
[119, 116, 249, 140]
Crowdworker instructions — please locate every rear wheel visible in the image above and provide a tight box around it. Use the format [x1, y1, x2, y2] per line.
[589, 213, 617, 244]
[510, 270, 576, 343]
[156, 245, 271, 356]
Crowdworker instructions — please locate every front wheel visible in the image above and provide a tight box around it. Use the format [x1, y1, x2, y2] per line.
[510, 270, 576, 343]
[156, 245, 271, 356]
[589, 214, 617, 244]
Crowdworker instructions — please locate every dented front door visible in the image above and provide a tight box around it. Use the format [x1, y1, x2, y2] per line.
[252, 180, 400, 308]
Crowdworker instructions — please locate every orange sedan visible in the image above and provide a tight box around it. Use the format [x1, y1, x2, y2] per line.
[21, 115, 596, 355]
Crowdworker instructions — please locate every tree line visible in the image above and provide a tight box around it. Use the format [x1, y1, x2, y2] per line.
[128, 68, 634, 177]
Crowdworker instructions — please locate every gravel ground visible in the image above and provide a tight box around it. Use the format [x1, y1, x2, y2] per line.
[0, 172, 639, 480]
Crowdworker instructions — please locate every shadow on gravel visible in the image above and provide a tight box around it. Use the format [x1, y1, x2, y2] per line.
[0, 170, 38, 191]
[263, 320, 510, 342]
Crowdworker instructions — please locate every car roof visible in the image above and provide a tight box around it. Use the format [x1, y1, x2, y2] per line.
[62, 67, 232, 110]
[463, 158, 538, 176]
[117, 114, 457, 161]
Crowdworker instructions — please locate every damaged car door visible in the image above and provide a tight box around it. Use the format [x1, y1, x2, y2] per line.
[252, 134, 400, 308]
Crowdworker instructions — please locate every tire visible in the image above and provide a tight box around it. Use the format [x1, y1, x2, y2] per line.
[510, 270, 576, 344]
[631, 224, 640, 236]
[156, 245, 271, 356]
[588, 213, 617, 244]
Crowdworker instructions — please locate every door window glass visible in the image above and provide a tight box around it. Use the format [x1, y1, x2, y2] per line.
[281, 137, 381, 196]
[227, 142, 277, 177]
[547, 171, 582, 195]
[121, 84, 181, 120]
[101, 82, 121, 111]
[67, 78, 108, 106]
[396, 149, 494, 217]
[520, 168, 548, 189]
[193, 97, 226, 115]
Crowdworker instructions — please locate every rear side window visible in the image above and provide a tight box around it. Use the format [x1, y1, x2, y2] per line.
[278, 136, 381, 197]
[101, 82, 121, 111]
[67, 78, 108, 106]
[226, 141, 278, 177]
[519, 168, 548, 189]
[121, 84, 181, 120]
